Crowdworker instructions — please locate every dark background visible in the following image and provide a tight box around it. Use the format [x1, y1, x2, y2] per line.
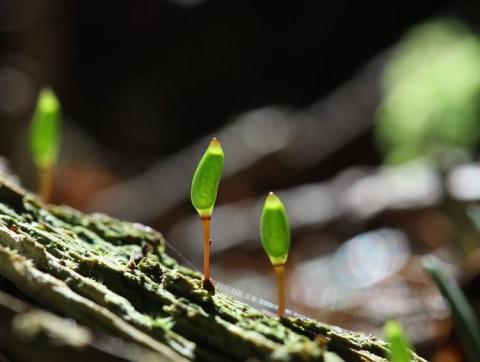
[0, 0, 455, 166]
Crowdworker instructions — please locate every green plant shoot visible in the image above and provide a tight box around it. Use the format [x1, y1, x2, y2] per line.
[384, 320, 412, 362]
[30, 87, 62, 203]
[191, 138, 224, 292]
[260, 192, 290, 317]
[423, 255, 480, 362]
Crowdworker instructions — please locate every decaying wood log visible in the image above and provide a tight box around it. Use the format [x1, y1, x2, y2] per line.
[0, 289, 169, 362]
[0, 178, 427, 362]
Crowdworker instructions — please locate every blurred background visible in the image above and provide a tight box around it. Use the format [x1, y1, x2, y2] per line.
[2, 0, 480, 360]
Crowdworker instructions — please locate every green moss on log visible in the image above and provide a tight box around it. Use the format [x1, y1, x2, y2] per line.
[0, 178, 427, 362]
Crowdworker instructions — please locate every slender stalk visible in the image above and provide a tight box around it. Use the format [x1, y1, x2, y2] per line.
[200, 216, 213, 291]
[274, 264, 285, 317]
[39, 165, 54, 203]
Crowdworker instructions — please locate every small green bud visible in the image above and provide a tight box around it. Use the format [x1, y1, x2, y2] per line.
[260, 192, 290, 265]
[30, 88, 62, 169]
[191, 138, 224, 217]
[384, 320, 412, 362]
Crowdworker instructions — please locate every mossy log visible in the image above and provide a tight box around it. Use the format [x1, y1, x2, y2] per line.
[0, 178, 427, 362]
[0, 289, 168, 362]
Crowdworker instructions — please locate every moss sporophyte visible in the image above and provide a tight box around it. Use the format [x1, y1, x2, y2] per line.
[260, 192, 290, 317]
[191, 138, 224, 292]
[29, 87, 62, 203]
[384, 320, 412, 362]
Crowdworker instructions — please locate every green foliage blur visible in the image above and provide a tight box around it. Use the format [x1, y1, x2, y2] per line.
[375, 19, 480, 165]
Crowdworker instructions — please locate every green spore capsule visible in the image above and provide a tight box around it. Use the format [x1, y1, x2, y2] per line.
[29, 87, 62, 203]
[191, 138, 224, 218]
[260, 192, 290, 265]
[30, 88, 62, 170]
[260, 192, 290, 317]
[191, 138, 224, 292]
[384, 320, 412, 362]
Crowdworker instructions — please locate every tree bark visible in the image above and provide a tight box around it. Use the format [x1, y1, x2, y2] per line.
[0, 178, 427, 362]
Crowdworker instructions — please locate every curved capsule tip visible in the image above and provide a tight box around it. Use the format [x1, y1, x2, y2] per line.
[208, 137, 223, 153]
[265, 192, 283, 208]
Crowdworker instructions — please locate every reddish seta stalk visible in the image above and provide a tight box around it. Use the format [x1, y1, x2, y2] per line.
[39, 166, 54, 203]
[201, 215, 215, 293]
[274, 264, 286, 317]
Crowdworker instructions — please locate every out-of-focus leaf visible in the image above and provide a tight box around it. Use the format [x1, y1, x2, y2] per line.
[423, 255, 480, 362]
